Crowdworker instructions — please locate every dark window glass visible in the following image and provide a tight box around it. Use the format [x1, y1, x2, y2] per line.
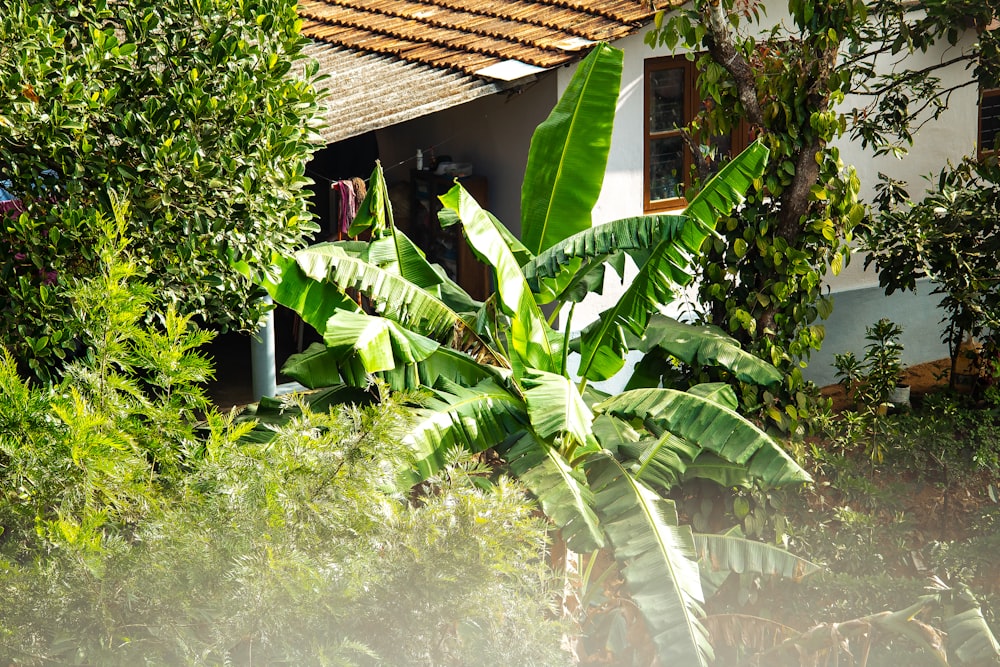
[981, 89, 1000, 152]
[650, 136, 685, 201]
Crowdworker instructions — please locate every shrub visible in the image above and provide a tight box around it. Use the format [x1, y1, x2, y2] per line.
[864, 160, 1000, 389]
[0, 0, 325, 380]
[0, 223, 568, 666]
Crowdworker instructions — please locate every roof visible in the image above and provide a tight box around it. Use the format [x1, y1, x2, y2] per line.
[299, 0, 655, 143]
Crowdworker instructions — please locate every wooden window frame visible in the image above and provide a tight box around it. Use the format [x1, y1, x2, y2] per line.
[644, 56, 696, 213]
[643, 55, 751, 213]
[979, 86, 1000, 159]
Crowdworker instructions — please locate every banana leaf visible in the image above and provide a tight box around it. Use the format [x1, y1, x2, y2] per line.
[596, 388, 811, 488]
[522, 368, 594, 445]
[945, 604, 1000, 665]
[636, 315, 783, 387]
[323, 311, 439, 374]
[575, 141, 769, 382]
[506, 433, 605, 552]
[694, 526, 820, 584]
[520, 42, 622, 255]
[439, 183, 558, 374]
[240, 253, 361, 338]
[587, 454, 713, 667]
[523, 214, 689, 300]
[403, 378, 528, 480]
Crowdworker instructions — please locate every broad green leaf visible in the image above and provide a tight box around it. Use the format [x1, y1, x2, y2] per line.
[522, 368, 594, 445]
[440, 183, 556, 373]
[946, 605, 1000, 665]
[637, 315, 783, 387]
[596, 388, 811, 487]
[587, 454, 712, 667]
[247, 253, 360, 338]
[441, 206, 534, 268]
[687, 382, 740, 410]
[694, 527, 820, 582]
[576, 240, 694, 381]
[683, 140, 770, 229]
[403, 379, 527, 480]
[369, 230, 442, 290]
[292, 243, 501, 368]
[506, 433, 604, 552]
[348, 161, 389, 237]
[521, 42, 623, 255]
[681, 452, 754, 488]
[629, 430, 700, 488]
[523, 214, 689, 304]
[322, 311, 439, 373]
[574, 143, 769, 382]
[281, 342, 370, 389]
[591, 413, 642, 457]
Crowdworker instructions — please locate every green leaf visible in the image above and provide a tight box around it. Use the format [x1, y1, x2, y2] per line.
[638, 315, 783, 387]
[322, 311, 439, 373]
[507, 434, 605, 552]
[439, 183, 556, 373]
[687, 383, 740, 409]
[588, 454, 712, 667]
[694, 526, 820, 583]
[243, 253, 360, 338]
[403, 379, 527, 481]
[523, 214, 690, 303]
[574, 143, 769, 382]
[293, 243, 492, 356]
[945, 605, 1000, 665]
[596, 388, 811, 488]
[520, 43, 623, 255]
[522, 368, 594, 445]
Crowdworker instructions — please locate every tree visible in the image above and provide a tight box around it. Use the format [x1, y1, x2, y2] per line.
[864, 159, 1000, 389]
[246, 43, 816, 666]
[644, 0, 999, 431]
[0, 0, 323, 379]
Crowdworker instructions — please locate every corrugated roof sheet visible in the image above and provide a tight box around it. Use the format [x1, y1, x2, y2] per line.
[300, 0, 656, 142]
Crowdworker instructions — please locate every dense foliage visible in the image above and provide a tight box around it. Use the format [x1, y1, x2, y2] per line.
[249, 44, 818, 667]
[0, 0, 324, 379]
[0, 212, 567, 666]
[644, 0, 1000, 432]
[864, 159, 1000, 387]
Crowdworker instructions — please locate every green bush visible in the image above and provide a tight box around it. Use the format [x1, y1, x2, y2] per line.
[0, 226, 568, 666]
[0, 0, 325, 380]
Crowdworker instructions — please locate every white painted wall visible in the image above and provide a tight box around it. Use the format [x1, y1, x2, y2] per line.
[549, 9, 982, 384]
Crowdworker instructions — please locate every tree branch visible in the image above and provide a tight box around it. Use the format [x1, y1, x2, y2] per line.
[700, 0, 763, 128]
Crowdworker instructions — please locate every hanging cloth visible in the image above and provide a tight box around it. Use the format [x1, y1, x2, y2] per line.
[332, 180, 356, 237]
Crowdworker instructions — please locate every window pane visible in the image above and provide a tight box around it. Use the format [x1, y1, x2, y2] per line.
[650, 136, 685, 201]
[981, 91, 1000, 151]
[650, 68, 685, 133]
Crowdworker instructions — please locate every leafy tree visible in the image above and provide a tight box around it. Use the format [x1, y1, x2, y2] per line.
[249, 43, 815, 666]
[644, 0, 999, 432]
[0, 0, 323, 379]
[864, 159, 1000, 388]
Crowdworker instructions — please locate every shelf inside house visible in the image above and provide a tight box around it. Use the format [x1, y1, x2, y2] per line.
[408, 169, 491, 301]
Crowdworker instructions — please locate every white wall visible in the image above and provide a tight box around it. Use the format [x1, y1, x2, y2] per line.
[554, 6, 982, 382]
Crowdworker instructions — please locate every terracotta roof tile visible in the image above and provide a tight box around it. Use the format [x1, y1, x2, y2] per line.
[299, 0, 656, 75]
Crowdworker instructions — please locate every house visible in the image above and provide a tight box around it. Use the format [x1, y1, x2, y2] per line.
[259, 0, 990, 395]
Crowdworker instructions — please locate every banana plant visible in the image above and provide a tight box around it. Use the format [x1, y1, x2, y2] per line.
[249, 43, 811, 667]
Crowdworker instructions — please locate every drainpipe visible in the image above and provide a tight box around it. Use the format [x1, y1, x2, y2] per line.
[251, 296, 276, 401]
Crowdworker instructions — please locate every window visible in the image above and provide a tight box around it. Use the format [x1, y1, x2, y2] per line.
[643, 55, 748, 212]
[645, 56, 696, 211]
[979, 87, 1000, 157]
